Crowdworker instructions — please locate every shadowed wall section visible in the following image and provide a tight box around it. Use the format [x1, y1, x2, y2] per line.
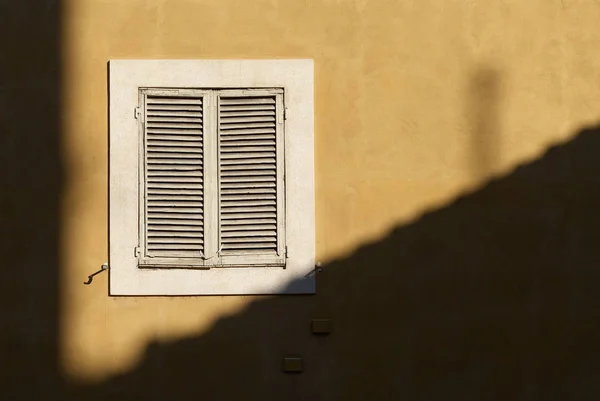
[73, 123, 600, 401]
[0, 0, 63, 399]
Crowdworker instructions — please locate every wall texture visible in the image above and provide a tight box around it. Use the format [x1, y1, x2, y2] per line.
[6, 0, 600, 399]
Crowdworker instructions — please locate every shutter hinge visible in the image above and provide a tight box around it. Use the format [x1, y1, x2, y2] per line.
[134, 247, 141, 257]
[134, 107, 141, 120]
[283, 107, 288, 121]
[285, 246, 289, 259]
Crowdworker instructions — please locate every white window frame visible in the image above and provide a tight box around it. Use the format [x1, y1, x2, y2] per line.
[109, 60, 315, 295]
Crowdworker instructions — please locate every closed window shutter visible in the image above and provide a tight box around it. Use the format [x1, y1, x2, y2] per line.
[143, 94, 204, 258]
[218, 94, 283, 256]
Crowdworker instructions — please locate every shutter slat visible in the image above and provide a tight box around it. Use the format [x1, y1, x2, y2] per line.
[220, 158, 276, 166]
[221, 199, 275, 207]
[221, 227, 277, 238]
[148, 225, 202, 233]
[220, 123, 274, 130]
[220, 97, 275, 105]
[149, 196, 203, 202]
[221, 171, 274, 178]
[147, 105, 203, 111]
[148, 168, 202, 176]
[145, 94, 204, 257]
[221, 176, 276, 183]
[148, 184, 202, 190]
[148, 152, 203, 158]
[149, 234, 202, 240]
[222, 219, 275, 225]
[147, 159, 202, 165]
[220, 116, 275, 124]
[220, 164, 276, 171]
[221, 212, 276, 220]
[148, 207, 203, 213]
[147, 176, 202, 182]
[221, 194, 275, 200]
[148, 146, 203, 153]
[148, 110, 203, 116]
[149, 238, 203, 244]
[222, 188, 276, 195]
[148, 182, 202, 188]
[147, 172, 203, 180]
[148, 188, 202, 195]
[221, 225, 277, 231]
[221, 211, 276, 217]
[222, 237, 277, 243]
[147, 123, 203, 129]
[147, 128, 203, 135]
[147, 165, 203, 171]
[220, 110, 275, 118]
[148, 199, 203, 205]
[221, 141, 275, 147]
[148, 135, 203, 142]
[219, 128, 276, 136]
[148, 198, 202, 204]
[149, 219, 203, 225]
[147, 97, 203, 105]
[149, 251, 204, 258]
[220, 146, 276, 153]
[148, 116, 202, 123]
[220, 105, 275, 112]
[220, 182, 275, 189]
[148, 244, 203, 250]
[223, 243, 277, 250]
[220, 152, 275, 159]
[148, 141, 203, 149]
[220, 134, 276, 142]
[149, 213, 203, 220]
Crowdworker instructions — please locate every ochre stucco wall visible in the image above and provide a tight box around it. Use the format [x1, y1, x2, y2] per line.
[57, 0, 600, 398]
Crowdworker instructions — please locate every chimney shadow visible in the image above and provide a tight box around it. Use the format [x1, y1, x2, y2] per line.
[468, 66, 502, 179]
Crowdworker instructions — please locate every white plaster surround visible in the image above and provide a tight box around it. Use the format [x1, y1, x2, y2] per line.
[109, 59, 315, 295]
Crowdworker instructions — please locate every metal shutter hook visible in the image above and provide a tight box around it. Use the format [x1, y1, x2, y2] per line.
[84, 263, 109, 285]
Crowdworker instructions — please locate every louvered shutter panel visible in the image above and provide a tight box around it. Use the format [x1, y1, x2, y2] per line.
[144, 94, 204, 258]
[218, 94, 282, 255]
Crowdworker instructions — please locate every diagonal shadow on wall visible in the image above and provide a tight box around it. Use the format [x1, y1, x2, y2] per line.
[71, 125, 600, 400]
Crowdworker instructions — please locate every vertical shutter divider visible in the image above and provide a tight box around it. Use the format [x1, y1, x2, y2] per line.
[203, 92, 220, 265]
